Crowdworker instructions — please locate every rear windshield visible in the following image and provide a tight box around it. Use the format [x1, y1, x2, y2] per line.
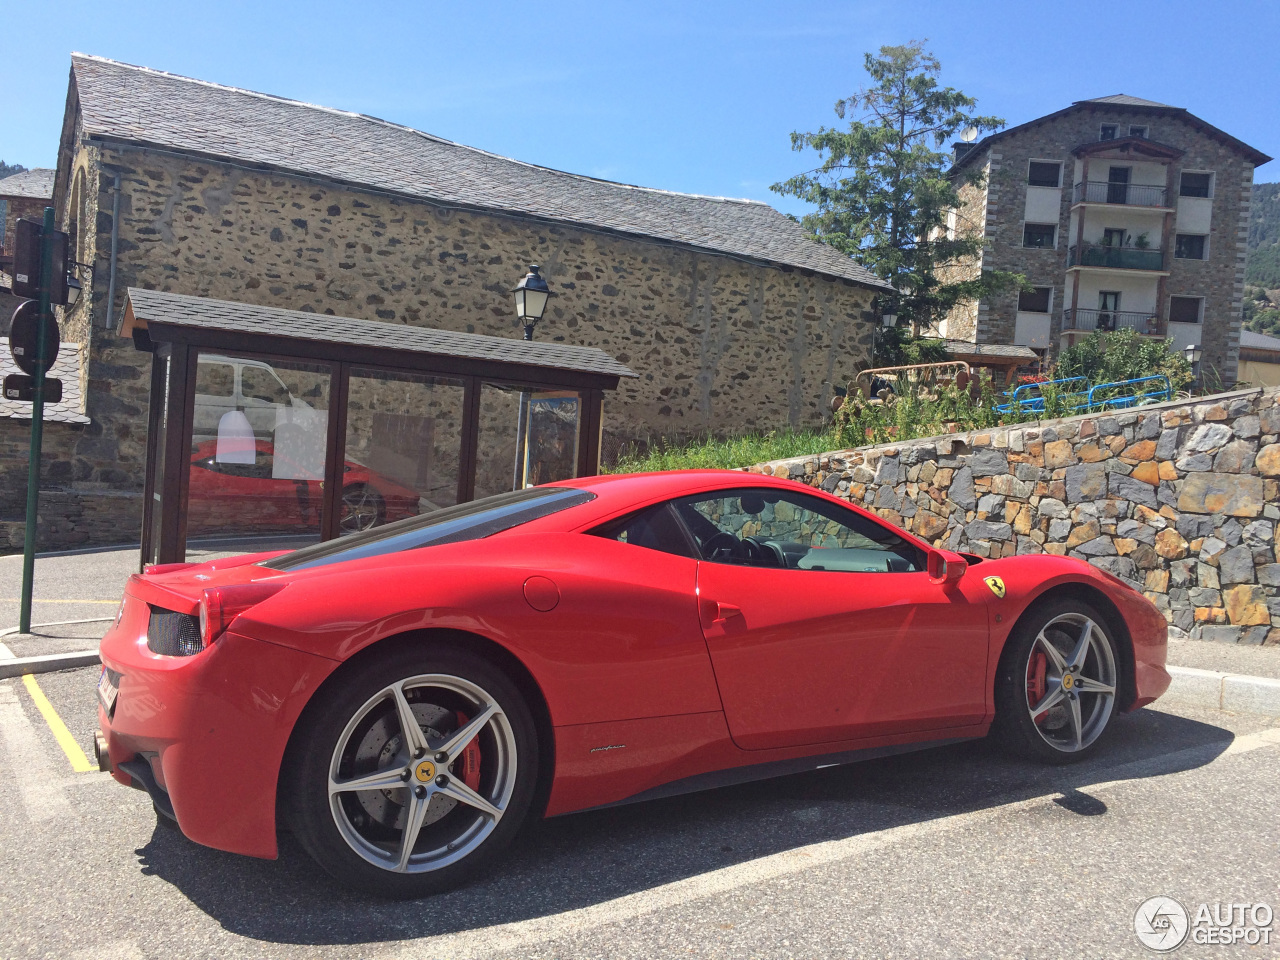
[260, 487, 595, 572]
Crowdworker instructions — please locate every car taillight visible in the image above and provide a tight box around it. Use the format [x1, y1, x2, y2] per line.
[199, 582, 285, 646]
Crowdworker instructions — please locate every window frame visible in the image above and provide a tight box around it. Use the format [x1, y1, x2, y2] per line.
[1099, 124, 1118, 141]
[1128, 125, 1148, 139]
[1022, 222, 1058, 249]
[1168, 295, 1204, 324]
[1179, 171, 1214, 199]
[666, 487, 927, 573]
[1018, 286, 1054, 314]
[1026, 160, 1063, 189]
[1174, 233, 1208, 260]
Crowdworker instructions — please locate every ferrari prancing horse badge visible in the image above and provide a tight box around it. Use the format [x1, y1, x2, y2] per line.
[984, 576, 1006, 599]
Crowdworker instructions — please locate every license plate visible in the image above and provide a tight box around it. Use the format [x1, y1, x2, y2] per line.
[97, 667, 121, 715]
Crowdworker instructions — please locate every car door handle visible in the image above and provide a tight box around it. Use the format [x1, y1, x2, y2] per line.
[714, 602, 742, 623]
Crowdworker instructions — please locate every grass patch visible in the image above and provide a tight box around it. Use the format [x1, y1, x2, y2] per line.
[606, 428, 842, 473]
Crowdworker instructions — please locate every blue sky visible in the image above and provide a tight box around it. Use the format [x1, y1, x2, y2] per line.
[5, 0, 1278, 217]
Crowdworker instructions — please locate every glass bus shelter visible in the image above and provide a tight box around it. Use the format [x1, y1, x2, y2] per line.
[121, 288, 634, 566]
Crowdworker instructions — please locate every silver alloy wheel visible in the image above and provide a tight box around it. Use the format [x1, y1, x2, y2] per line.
[327, 674, 517, 874]
[1024, 612, 1117, 753]
[340, 485, 381, 534]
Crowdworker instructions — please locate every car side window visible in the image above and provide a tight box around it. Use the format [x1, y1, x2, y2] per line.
[674, 489, 924, 573]
[590, 503, 696, 558]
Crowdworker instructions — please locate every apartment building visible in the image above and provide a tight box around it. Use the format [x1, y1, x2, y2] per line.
[944, 95, 1269, 385]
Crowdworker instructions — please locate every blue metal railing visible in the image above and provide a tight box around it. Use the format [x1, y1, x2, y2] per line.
[994, 375, 1171, 416]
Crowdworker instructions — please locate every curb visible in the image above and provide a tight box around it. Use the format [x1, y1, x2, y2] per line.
[0, 650, 101, 679]
[1164, 665, 1280, 717]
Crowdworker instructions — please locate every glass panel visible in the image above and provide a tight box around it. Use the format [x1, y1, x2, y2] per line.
[474, 383, 522, 499]
[261, 487, 595, 572]
[145, 351, 171, 566]
[674, 489, 925, 572]
[343, 368, 464, 533]
[186, 354, 331, 550]
[524, 391, 581, 487]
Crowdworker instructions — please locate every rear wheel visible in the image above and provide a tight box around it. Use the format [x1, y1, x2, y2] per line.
[993, 599, 1120, 763]
[340, 483, 384, 534]
[289, 647, 538, 897]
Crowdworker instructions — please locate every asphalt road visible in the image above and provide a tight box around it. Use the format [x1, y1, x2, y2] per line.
[1, 665, 1277, 960]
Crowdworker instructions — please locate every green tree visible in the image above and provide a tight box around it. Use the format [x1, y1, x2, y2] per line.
[0, 160, 27, 180]
[1056, 330, 1193, 394]
[772, 41, 1023, 336]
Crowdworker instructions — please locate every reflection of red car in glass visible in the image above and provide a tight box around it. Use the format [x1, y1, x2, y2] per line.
[188, 439, 421, 535]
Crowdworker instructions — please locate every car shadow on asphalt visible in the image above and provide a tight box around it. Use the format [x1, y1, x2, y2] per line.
[132, 706, 1232, 946]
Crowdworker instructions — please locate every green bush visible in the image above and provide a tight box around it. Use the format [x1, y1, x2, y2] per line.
[1056, 329, 1193, 393]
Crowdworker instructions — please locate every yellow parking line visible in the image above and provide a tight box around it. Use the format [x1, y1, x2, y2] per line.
[21, 674, 94, 773]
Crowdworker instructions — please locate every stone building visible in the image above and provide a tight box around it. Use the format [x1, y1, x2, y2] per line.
[0, 168, 56, 330]
[0, 54, 888, 550]
[943, 95, 1270, 385]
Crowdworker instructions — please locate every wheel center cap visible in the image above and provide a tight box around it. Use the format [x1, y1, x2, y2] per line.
[414, 760, 437, 782]
[1062, 673, 1075, 691]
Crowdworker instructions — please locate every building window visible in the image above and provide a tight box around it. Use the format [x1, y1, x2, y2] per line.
[1027, 161, 1062, 188]
[1169, 296, 1203, 324]
[1129, 125, 1148, 139]
[1175, 234, 1207, 260]
[1179, 172, 1213, 198]
[1100, 124, 1118, 141]
[1018, 287, 1053, 313]
[1023, 223, 1057, 248]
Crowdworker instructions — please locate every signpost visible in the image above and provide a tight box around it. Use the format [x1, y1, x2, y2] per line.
[10, 208, 68, 634]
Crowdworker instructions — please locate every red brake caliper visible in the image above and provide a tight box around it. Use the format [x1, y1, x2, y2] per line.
[454, 711, 483, 789]
[1028, 651, 1048, 726]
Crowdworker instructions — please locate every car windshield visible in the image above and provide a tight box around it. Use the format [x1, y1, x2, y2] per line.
[260, 486, 595, 572]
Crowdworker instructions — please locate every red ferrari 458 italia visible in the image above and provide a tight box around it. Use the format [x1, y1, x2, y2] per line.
[95, 470, 1170, 896]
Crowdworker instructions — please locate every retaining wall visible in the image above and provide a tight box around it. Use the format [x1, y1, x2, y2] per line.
[748, 387, 1280, 644]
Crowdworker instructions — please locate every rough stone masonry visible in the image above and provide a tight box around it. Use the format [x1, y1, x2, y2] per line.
[750, 386, 1280, 644]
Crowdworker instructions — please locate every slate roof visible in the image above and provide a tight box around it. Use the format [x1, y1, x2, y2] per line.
[125, 288, 637, 382]
[944, 340, 1038, 362]
[0, 169, 55, 199]
[1240, 329, 1280, 353]
[0, 343, 89, 424]
[951, 95, 1271, 174]
[1078, 94, 1175, 109]
[71, 55, 889, 291]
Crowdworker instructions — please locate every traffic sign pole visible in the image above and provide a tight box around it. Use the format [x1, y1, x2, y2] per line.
[18, 207, 54, 634]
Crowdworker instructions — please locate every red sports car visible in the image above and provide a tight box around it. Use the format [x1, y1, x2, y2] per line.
[187, 438, 422, 536]
[95, 470, 1170, 897]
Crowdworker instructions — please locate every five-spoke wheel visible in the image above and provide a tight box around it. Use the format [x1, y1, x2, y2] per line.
[290, 647, 537, 896]
[993, 598, 1121, 763]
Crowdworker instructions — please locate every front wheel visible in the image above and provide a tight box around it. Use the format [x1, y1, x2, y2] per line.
[289, 647, 539, 897]
[992, 599, 1120, 764]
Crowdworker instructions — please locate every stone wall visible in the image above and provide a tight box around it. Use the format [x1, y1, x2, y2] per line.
[748, 386, 1280, 644]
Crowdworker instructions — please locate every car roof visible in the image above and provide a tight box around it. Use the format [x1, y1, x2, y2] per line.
[556, 469, 815, 511]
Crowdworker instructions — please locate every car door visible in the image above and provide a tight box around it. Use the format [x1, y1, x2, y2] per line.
[682, 488, 990, 751]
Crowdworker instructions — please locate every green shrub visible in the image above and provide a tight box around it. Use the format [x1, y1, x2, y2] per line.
[1056, 329, 1193, 393]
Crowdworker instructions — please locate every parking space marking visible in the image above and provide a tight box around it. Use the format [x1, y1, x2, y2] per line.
[0, 681, 76, 822]
[22, 673, 94, 772]
[0, 598, 120, 603]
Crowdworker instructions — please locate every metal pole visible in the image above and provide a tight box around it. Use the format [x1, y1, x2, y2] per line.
[511, 323, 533, 491]
[19, 207, 55, 634]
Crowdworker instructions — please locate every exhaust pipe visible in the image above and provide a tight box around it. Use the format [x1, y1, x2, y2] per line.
[94, 730, 111, 772]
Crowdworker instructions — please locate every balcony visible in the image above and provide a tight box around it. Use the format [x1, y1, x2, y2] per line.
[1072, 181, 1169, 207]
[1063, 308, 1165, 336]
[1068, 243, 1166, 272]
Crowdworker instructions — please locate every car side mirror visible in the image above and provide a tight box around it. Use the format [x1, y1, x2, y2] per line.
[927, 549, 967, 585]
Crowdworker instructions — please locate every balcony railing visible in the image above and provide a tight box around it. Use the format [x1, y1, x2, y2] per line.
[1072, 181, 1169, 207]
[1063, 308, 1165, 336]
[1068, 243, 1165, 271]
